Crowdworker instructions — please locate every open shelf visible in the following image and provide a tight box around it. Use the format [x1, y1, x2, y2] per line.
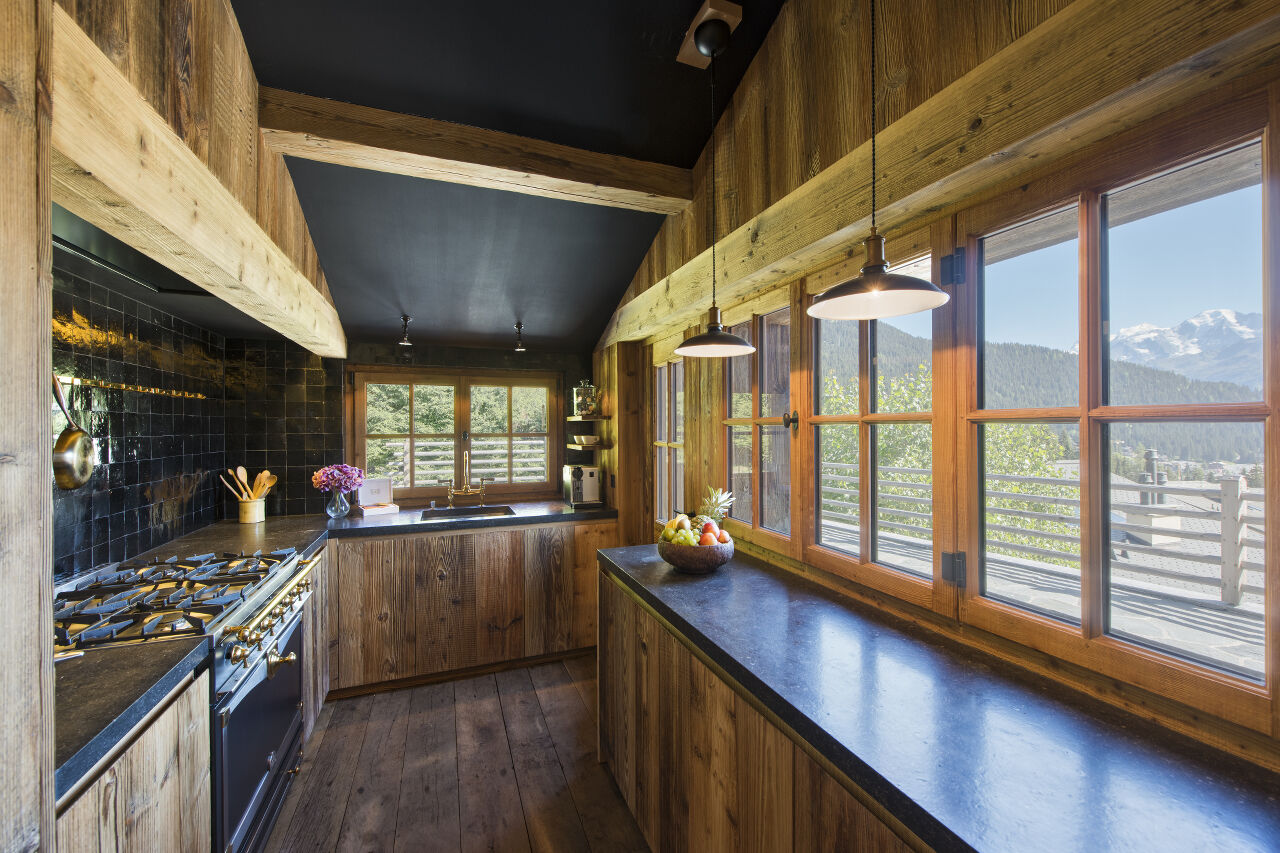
[566, 415, 610, 422]
[567, 443, 611, 451]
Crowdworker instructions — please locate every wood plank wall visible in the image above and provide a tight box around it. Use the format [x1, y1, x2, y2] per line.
[615, 0, 1072, 310]
[0, 0, 55, 849]
[52, 0, 331, 303]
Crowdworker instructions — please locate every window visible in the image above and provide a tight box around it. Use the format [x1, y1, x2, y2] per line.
[352, 370, 560, 499]
[653, 360, 684, 522]
[724, 308, 792, 538]
[959, 134, 1270, 716]
[813, 255, 936, 581]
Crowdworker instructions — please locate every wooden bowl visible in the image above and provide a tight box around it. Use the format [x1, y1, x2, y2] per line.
[657, 539, 734, 574]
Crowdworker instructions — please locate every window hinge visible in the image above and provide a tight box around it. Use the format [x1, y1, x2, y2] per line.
[940, 247, 965, 286]
[941, 551, 966, 587]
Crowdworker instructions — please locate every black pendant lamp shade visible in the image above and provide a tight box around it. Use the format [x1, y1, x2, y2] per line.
[673, 18, 755, 359]
[807, 0, 948, 321]
[807, 228, 949, 320]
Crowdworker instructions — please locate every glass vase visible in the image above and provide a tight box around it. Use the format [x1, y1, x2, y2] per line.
[326, 490, 351, 519]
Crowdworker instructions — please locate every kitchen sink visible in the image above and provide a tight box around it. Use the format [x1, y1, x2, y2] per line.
[419, 505, 516, 521]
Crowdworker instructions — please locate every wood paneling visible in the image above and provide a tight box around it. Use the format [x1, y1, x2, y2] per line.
[49, 1, 342, 355]
[598, 572, 919, 852]
[258, 87, 693, 215]
[599, 0, 1280, 349]
[302, 546, 331, 741]
[55, 673, 211, 853]
[0, 0, 54, 849]
[595, 342, 653, 544]
[331, 523, 616, 690]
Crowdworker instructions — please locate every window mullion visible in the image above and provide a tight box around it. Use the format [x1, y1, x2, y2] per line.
[408, 383, 416, 489]
[1080, 191, 1105, 640]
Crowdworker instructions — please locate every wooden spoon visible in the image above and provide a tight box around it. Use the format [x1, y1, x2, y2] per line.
[219, 473, 246, 500]
[257, 472, 278, 499]
[227, 468, 250, 499]
[236, 465, 251, 495]
[252, 470, 266, 499]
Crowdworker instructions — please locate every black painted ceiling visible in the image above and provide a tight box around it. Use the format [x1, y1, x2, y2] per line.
[230, 0, 785, 168]
[226, 0, 786, 352]
[286, 158, 663, 350]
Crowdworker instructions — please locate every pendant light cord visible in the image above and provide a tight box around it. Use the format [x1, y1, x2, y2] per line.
[708, 53, 719, 309]
[870, 0, 876, 232]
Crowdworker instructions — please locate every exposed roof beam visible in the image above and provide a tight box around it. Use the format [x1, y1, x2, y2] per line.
[50, 7, 347, 359]
[598, 0, 1280, 349]
[258, 87, 694, 215]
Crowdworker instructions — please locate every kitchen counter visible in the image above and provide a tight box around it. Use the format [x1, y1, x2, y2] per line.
[598, 545, 1280, 853]
[55, 636, 209, 800]
[325, 499, 616, 537]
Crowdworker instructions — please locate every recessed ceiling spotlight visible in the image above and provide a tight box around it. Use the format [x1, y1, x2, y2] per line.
[514, 321, 527, 353]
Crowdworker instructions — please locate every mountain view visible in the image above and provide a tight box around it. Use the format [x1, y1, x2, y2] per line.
[1106, 309, 1262, 390]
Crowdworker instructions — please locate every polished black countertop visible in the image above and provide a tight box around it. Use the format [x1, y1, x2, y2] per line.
[325, 499, 616, 537]
[599, 545, 1280, 853]
[55, 636, 210, 799]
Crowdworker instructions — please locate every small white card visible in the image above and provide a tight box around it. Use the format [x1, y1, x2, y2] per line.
[358, 477, 393, 506]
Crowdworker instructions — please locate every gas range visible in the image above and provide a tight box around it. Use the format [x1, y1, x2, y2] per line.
[54, 548, 312, 691]
[54, 544, 319, 852]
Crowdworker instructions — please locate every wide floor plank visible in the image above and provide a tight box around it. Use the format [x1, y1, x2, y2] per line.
[455, 674, 532, 853]
[528, 661, 648, 853]
[270, 694, 374, 851]
[269, 656, 641, 853]
[335, 689, 413, 852]
[394, 682, 461, 853]
[495, 669, 592, 853]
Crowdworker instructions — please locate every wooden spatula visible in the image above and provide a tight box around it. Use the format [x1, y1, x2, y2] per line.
[257, 472, 278, 499]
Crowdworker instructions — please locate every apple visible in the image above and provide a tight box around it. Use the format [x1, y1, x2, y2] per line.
[676, 517, 692, 532]
[701, 521, 719, 537]
[698, 531, 718, 546]
[717, 530, 732, 545]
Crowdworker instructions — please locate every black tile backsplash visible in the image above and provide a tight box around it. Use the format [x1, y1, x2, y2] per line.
[52, 262, 226, 583]
[223, 339, 345, 518]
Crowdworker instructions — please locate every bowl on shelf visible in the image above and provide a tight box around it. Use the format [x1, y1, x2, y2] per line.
[657, 539, 734, 574]
[572, 435, 601, 446]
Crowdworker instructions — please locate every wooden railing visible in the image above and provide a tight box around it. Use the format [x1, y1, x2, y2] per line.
[819, 463, 1265, 605]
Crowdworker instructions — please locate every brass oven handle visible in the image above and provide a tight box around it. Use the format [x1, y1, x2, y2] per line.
[266, 649, 297, 678]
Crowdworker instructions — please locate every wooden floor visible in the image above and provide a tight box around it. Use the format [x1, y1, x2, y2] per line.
[266, 653, 648, 853]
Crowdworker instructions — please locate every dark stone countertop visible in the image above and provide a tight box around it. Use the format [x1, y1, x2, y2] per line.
[55, 636, 210, 799]
[125, 515, 333, 563]
[325, 499, 617, 538]
[599, 545, 1280, 853]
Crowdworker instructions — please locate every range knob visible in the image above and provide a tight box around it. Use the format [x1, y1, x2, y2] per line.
[270, 605, 286, 619]
[227, 644, 251, 665]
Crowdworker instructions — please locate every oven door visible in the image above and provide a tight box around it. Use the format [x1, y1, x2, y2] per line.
[214, 613, 304, 853]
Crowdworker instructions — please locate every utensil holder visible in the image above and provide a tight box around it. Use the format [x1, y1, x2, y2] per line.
[238, 499, 265, 524]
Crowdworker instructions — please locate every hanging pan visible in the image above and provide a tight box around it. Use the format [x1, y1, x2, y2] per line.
[52, 376, 95, 489]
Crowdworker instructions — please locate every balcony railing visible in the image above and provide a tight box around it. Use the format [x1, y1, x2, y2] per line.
[818, 463, 1265, 606]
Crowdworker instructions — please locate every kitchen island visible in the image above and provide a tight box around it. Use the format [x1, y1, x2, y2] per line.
[597, 544, 1280, 852]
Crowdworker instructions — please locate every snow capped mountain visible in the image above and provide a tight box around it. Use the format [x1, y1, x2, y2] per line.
[1108, 309, 1262, 389]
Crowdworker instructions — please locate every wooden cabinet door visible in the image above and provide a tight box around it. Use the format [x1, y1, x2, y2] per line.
[56, 672, 211, 853]
[302, 545, 331, 741]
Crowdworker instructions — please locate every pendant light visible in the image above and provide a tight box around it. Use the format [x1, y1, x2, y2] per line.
[807, 0, 949, 321]
[397, 314, 413, 346]
[674, 18, 755, 359]
[514, 321, 527, 352]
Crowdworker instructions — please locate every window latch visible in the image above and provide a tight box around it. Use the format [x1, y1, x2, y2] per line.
[942, 551, 967, 587]
[781, 410, 799, 432]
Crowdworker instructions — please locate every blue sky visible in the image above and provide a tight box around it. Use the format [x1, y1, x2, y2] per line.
[979, 185, 1263, 352]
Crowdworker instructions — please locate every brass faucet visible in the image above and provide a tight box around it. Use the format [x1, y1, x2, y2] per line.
[438, 451, 494, 507]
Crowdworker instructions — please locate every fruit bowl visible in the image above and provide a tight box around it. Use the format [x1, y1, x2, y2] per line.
[657, 539, 734, 574]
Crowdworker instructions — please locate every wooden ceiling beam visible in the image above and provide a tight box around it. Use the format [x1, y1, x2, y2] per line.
[50, 6, 347, 359]
[257, 87, 694, 215]
[598, 0, 1280, 349]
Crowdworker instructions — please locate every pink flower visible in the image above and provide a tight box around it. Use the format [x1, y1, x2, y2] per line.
[312, 463, 365, 493]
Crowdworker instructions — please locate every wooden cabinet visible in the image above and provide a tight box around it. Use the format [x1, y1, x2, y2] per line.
[56, 672, 211, 853]
[329, 521, 617, 690]
[301, 545, 331, 742]
[598, 575, 916, 853]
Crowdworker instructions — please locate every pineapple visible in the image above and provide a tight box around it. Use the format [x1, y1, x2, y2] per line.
[697, 487, 735, 524]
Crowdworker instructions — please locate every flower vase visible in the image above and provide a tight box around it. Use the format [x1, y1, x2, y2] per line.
[326, 490, 351, 519]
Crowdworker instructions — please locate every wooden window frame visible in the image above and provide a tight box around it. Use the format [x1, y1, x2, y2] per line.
[949, 88, 1276, 733]
[653, 360, 685, 521]
[346, 365, 564, 504]
[799, 231, 958, 615]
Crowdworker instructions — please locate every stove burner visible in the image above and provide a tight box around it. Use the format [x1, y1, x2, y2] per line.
[53, 546, 300, 651]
